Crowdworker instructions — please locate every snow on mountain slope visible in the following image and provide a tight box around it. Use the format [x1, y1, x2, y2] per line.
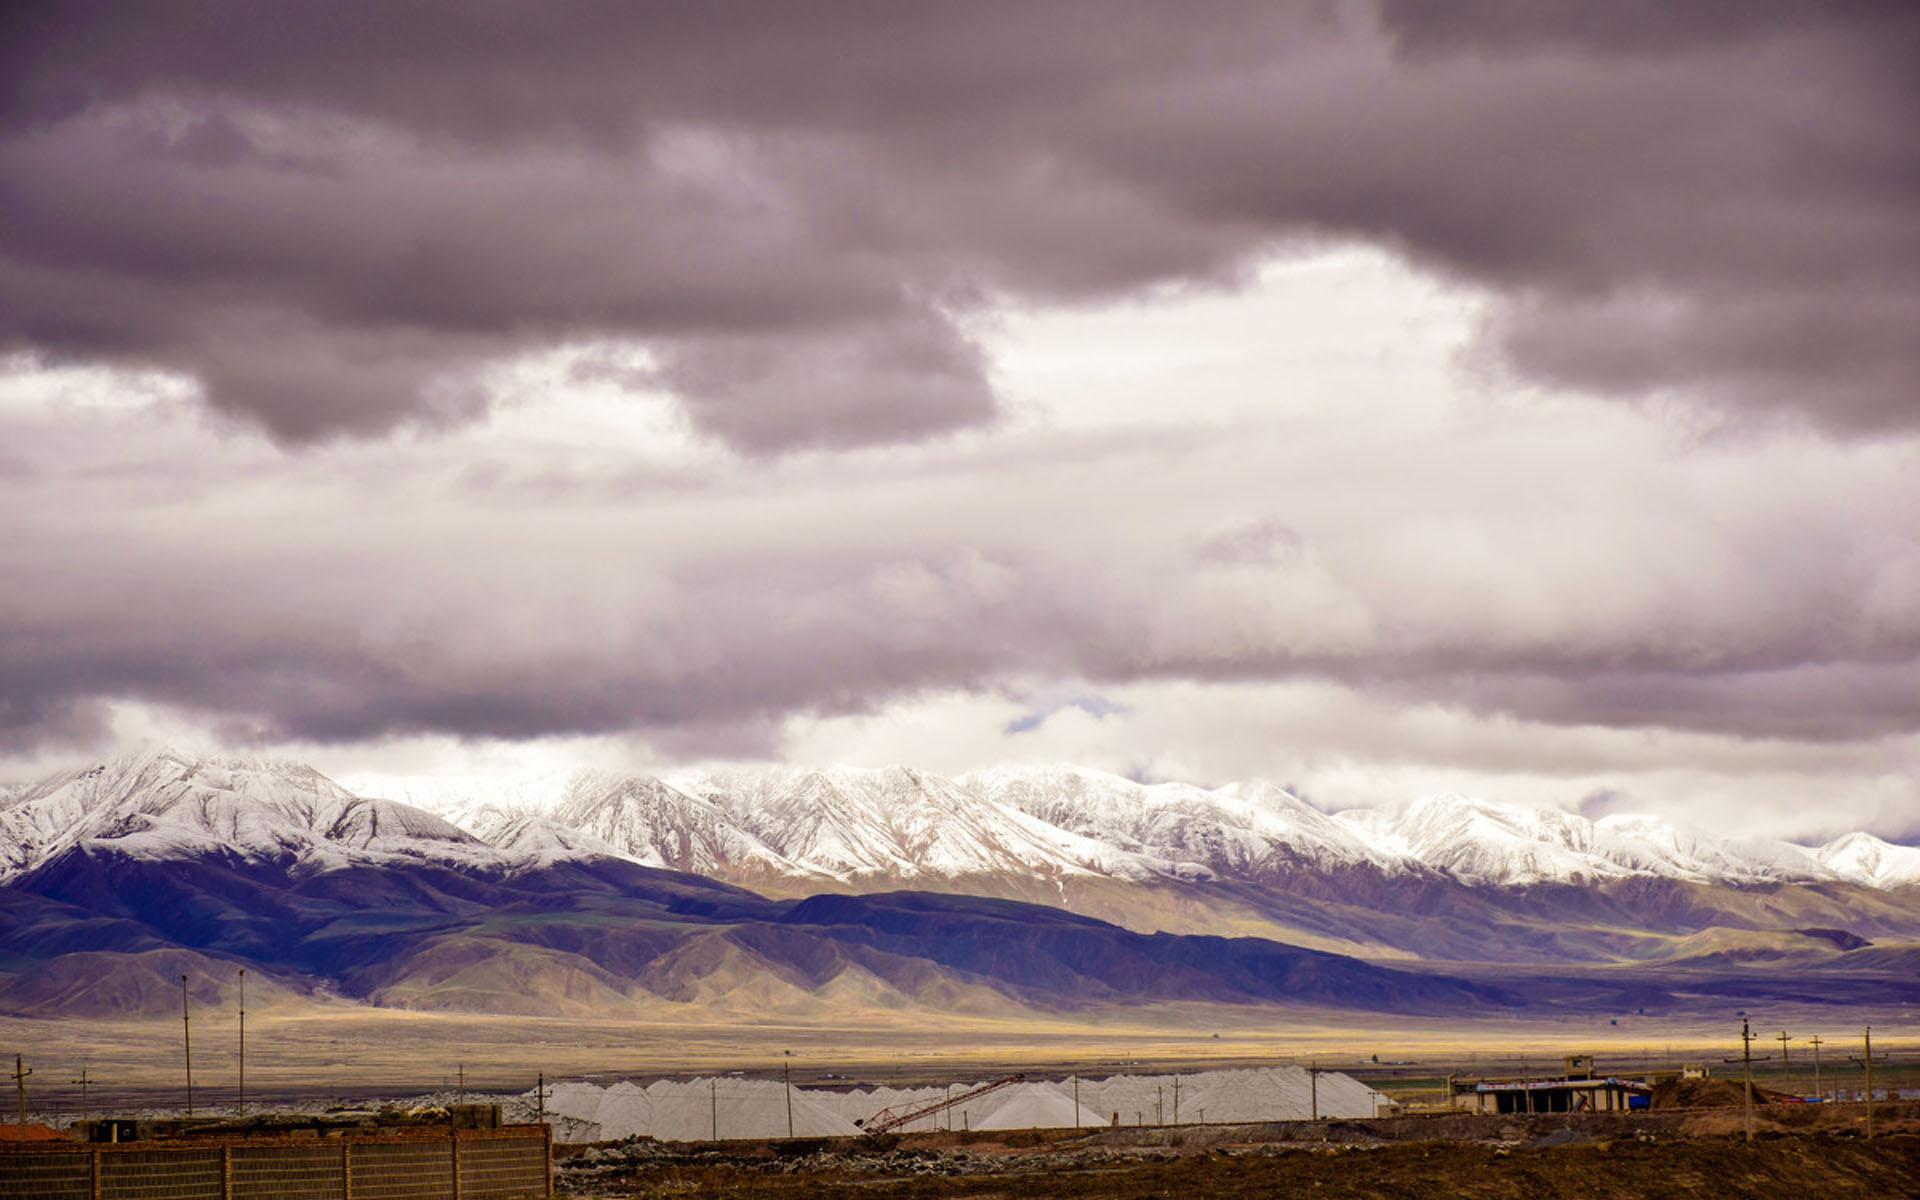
[547, 772, 806, 877]
[1818, 832, 1920, 888]
[0, 744, 498, 882]
[965, 766, 1382, 878]
[1333, 794, 1836, 886]
[351, 771, 576, 841]
[1335, 794, 1627, 884]
[1592, 814, 1831, 883]
[675, 765, 1185, 883]
[6, 748, 1915, 893]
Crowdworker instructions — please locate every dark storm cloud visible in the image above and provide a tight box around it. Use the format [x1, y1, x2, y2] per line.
[0, 532, 1043, 747]
[3, 1, 1916, 448]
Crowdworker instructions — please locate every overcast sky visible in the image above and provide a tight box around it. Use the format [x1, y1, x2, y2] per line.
[2, 2, 1916, 841]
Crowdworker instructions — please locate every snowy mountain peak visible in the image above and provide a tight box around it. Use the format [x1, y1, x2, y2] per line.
[1817, 831, 1920, 889]
[0, 743, 494, 881]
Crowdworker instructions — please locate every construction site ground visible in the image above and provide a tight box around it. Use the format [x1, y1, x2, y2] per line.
[556, 1105, 1920, 1198]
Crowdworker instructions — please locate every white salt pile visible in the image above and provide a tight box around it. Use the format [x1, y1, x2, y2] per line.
[1077, 1066, 1382, 1127]
[970, 1083, 1107, 1131]
[523, 1064, 1383, 1142]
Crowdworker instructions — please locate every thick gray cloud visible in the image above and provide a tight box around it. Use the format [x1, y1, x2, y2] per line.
[2, 2, 1915, 448]
[1, 4, 1916, 839]
[2, 351, 1916, 758]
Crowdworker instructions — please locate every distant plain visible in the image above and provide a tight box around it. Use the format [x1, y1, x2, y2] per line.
[16, 1003, 1915, 1109]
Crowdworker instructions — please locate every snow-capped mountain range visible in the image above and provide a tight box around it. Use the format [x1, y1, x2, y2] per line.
[0, 745, 500, 880]
[3, 745, 1916, 892]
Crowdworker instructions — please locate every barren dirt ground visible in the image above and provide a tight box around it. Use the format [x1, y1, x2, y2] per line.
[556, 1115, 1920, 1199]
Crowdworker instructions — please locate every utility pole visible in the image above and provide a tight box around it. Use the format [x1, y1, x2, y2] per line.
[536, 1074, 546, 1125]
[1172, 1076, 1180, 1126]
[12, 1055, 30, 1128]
[1808, 1035, 1823, 1100]
[181, 975, 195, 1118]
[1072, 1076, 1080, 1131]
[1849, 1026, 1887, 1141]
[70, 1067, 93, 1120]
[456, 1064, 465, 1107]
[1156, 1085, 1163, 1126]
[1310, 1061, 1319, 1122]
[1775, 1030, 1790, 1077]
[1863, 1026, 1874, 1141]
[1740, 1020, 1755, 1145]
[1721, 1019, 1771, 1145]
[709, 1078, 718, 1142]
[237, 970, 246, 1117]
[782, 1052, 794, 1139]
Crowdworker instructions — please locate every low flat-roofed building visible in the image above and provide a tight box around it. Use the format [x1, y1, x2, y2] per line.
[1465, 1076, 1652, 1115]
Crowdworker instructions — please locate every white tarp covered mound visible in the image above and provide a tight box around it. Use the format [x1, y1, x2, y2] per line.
[525, 1065, 1382, 1142]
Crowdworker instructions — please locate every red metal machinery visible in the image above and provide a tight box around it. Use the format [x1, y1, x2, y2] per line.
[856, 1074, 1026, 1136]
